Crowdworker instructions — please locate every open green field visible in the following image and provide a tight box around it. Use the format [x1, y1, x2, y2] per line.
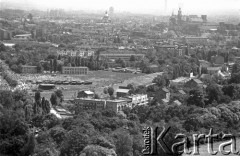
[36, 71, 146, 100]
[36, 71, 163, 100]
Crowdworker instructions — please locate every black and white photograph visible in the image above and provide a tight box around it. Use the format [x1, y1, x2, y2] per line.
[1, 0, 240, 155]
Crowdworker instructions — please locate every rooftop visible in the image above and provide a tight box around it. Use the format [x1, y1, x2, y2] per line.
[116, 89, 130, 93]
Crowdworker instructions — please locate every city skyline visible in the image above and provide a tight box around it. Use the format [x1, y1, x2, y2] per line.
[1, 0, 240, 16]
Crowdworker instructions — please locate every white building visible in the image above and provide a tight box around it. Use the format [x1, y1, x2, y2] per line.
[128, 94, 148, 106]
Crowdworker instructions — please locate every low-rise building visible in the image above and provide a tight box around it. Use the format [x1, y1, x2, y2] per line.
[13, 34, 32, 41]
[62, 66, 88, 75]
[73, 98, 131, 113]
[100, 51, 145, 62]
[74, 98, 106, 111]
[77, 90, 94, 98]
[57, 49, 94, 57]
[22, 65, 37, 74]
[129, 94, 148, 106]
[170, 77, 191, 87]
[106, 100, 130, 113]
[185, 78, 204, 88]
[116, 88, 130, 98]
[185, 37, 208, 45]
[0, 28, 11, 40]
[206, 67, 221, 75]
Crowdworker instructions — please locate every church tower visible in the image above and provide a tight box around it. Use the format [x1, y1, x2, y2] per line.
[177, 7, 182, 24]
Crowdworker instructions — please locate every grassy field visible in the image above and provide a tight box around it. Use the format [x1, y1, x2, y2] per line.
[36, 71, 163, 100]
[36, 71, 145, 100]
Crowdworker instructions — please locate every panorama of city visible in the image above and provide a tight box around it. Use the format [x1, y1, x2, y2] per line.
[1, 0, 240, 156]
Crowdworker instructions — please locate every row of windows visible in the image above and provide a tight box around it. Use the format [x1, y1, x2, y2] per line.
[63, 71, 87, 74]
[63, 69, 87, 71]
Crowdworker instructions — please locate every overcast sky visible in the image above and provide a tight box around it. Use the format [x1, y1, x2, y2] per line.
[2, 0, 240, 15]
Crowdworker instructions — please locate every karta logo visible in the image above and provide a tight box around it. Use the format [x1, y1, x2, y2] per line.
[142, 127, 238, 155]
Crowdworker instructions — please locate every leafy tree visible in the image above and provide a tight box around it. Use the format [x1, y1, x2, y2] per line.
[53, 58, 58, 72]
[35, 91, 41, 104]
[130, 55, 136, 62]
[0, 111, 29, 155]
[20, 133, 36, 156]
[114, 130, 133, 156]
[50, 93, 58, 106]
[107, 87, 114, 96]
[187, 89, 205, 108]
[232, 63, 240, 74]
[60, 128, 90, 156]
[94, 94, 100, 99]
[0, 43, 6, 52]
[36, 63, 44, 73]
[153, 75, 166, 87]
[205, 84, 223, 104]
[0, 90, 14, 109]
[55, 89, 64, 102]
[230, 72, 240, 84]
[103, 88, 108, 94]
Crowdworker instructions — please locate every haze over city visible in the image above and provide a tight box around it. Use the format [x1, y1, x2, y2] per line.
[1, 0, 240, 15]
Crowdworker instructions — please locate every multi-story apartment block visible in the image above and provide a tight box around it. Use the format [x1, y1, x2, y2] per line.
[62, 67, 88, 75]
[100, 51, 145, 62]
[57, 49, 94, 57]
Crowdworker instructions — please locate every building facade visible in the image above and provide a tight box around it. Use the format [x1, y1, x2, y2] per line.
[74, 98, 106, 111]
[62, 67, 88, 75]
[57, 49, 94, 57]
[130, 94, 148, 106]
[22, 65, 37, 74]
[73, 98, 131, 113]
[100, 53, 145, 61]
[185, 37, 208, 45]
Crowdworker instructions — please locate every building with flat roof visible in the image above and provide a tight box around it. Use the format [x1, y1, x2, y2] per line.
[74, 98, 106, 112]
[13, 34, 32, 41]
[62, 66, 88, 75]
[185, 37, 208, 45]
[100, 51, 145, 62]
[77, 90, 94, 98]
[106, 100, 130, 113]
[0, 28, 11, 40]
[73, 98, 131, 113]
[22, 65, 37, 74]
[128, 94, 148, 107]
[116, 88, 130, 98]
